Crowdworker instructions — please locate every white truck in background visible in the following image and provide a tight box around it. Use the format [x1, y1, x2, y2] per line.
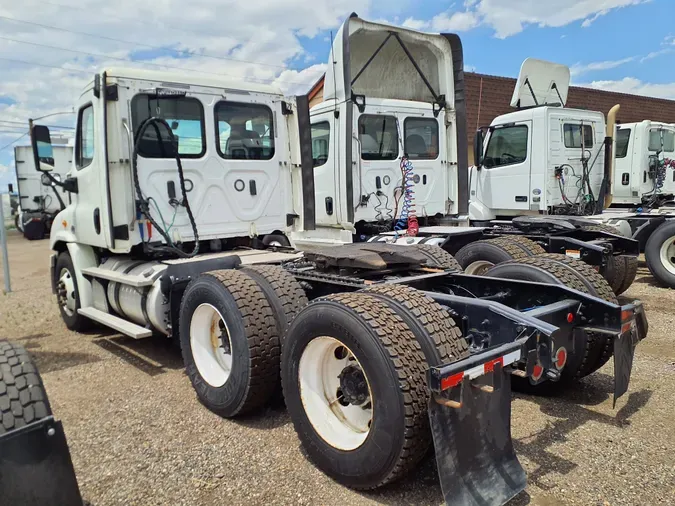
[14, 142, 72, 240]
[612, 120, 675, 208]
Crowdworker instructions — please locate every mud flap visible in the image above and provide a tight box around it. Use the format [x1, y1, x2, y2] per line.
[0, 416, 82, 506]
[613, 321, 639, 407]
[429, 368, 526, 506]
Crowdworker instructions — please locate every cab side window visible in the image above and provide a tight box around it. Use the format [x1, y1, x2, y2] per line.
[483, 125, 528, 168]
[311, 122, 330, 167]
[615, 128, 631, 158]
[563, 123, 594, 148]
[131, 95, 206, 158]
[404, 118, 439, 160]
[358, 115, 398, 160]
[216, 102, 275, 160]
[76, 105, 95, 169]
[648, 129, 675, 152]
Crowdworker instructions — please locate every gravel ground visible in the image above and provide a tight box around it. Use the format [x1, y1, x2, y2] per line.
[0, 230, 674, 506]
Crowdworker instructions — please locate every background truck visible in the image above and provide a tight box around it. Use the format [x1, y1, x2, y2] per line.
[14, 142, 72, 240]
[28, 14, 647, 506]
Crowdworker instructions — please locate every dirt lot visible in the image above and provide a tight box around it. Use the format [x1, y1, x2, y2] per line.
[1, 230, 674, 506]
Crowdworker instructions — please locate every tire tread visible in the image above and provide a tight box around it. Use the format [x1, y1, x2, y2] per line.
[0, 340, 51, 434]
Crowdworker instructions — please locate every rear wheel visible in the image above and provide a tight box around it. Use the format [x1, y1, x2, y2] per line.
[362, 283, 469, 365]
[645, 221, 675, 289]
[410, 243, 462, 271]
[456, 237, 533, 275]
[282, 292, 430, 489]
[179, 269, 280, 417]
[0, 340, 51, 434]
[582, 225, 634, 294]
[486, 254, 616, 384]
[239, 265, 308, 343]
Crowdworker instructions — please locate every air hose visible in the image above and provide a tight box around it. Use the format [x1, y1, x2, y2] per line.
[132, 117, 199, 257]
[394, 156, 419, 237]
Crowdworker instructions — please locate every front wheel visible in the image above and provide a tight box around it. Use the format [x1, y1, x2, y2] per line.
[645, 221, 675, 288]
[55, 252, 90, 331]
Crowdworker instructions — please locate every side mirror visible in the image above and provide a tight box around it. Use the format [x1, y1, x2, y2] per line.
[30, 124, 55, 172]
[473, 129, 484, 168]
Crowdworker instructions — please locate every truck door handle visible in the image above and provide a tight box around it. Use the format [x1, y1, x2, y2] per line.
[325, 197, 333, 215]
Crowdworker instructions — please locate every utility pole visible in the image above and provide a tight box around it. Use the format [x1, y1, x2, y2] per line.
[0, 191, 11, 293]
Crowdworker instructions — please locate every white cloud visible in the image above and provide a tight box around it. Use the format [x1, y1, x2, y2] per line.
[473, 0, 649, 38]
[580, 77, 675, 100]
[0, 0, 370, 158]
[401, 17, 428, 30]
[402, 9, 479, 33]
[431, 11, 480, 32]
[0, 164, 8, 173]
[570, 56, 635, 76]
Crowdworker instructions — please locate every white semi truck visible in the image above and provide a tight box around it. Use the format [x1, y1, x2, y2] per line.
[14, 143, 72, 240]
[29, 15, 647, 505]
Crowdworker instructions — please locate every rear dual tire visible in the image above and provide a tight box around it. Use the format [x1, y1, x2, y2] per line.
[486, 253, 617, 385]
[455, 237, 544, 275]
[583, 225, 637, 295]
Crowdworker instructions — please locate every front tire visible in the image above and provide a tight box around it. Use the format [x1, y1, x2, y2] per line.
[282, 292, 429, 489]
[179, 270, 280, 417]
[645, 221, 675, 289]
[55, 252, 90, 332]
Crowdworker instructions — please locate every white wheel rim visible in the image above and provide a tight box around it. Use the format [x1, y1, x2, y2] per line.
[659, 235, 675, 275]
[465, 260, 494, 275]
[299, 337, 373, 451]
[190, 303, 233, 387]
[57, 268, 76, 316]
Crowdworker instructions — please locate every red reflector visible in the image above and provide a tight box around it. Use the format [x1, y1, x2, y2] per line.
[621, 322, 633, 334]
[566, 312, 574, 323]
[531, 364, 544, 381]
[441, 372, 464, 391]
[621, 309, 634, 323]
[555, 347, 567, 370]
[484, 357, 504, 373]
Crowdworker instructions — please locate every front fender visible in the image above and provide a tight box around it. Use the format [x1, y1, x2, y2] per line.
[49, 208, 79, 249]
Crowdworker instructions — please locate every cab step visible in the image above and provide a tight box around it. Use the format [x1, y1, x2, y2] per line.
[77, 307, 152, 339]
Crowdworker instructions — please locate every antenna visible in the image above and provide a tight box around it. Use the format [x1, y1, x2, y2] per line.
[330, 30, 338, 112]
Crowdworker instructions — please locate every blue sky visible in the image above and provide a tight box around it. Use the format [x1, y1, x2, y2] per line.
[1, 0, 674, 190]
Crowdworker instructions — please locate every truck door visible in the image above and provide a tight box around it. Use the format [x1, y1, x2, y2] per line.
[613, 126, 634, 201]
[476, 121, 532, 211]
[68, 94, 110, 248]
[311, 113, 339, 225]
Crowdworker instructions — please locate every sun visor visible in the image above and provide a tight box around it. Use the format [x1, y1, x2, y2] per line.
[510, 58, 570, 108]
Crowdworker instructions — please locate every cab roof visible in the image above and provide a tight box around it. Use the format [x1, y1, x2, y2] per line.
[102, 67, 284, 96]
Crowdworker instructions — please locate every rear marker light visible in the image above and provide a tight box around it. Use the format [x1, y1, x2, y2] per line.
[566, 312, 574, 323]
[531, 364, 544, 381]
[555, 347, 567, 370]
